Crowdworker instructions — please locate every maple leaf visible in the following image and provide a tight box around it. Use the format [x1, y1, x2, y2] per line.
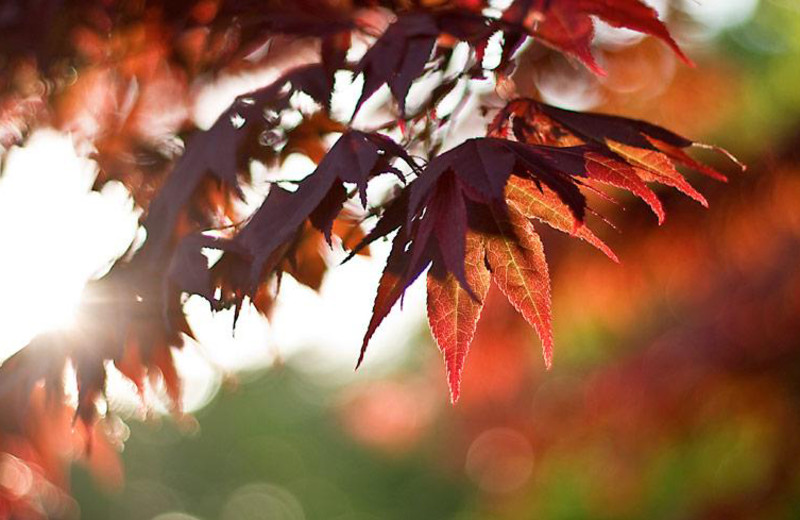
[195, 130, 416, 319]
[503, 0, 691, 74]
[355, 98, 742, 398]
[427, 231, 491, 403]
[0, 73, 347, 431]
[425, 200, 553, 402]
[352, 10, 496, 116]
[483, 203, 553, 367]
[356, 137, 593, 377]
[139, 64, 333, 266]
[491, 98, 744, 222]
[354, 13, 439, 116]
[351, 138, 582, 321]
[505, 176, 618, 262]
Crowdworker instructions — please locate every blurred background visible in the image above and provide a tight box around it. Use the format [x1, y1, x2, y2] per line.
[3, 0, 800, 518]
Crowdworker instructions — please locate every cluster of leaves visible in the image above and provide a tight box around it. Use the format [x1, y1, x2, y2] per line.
[351, 96, 740, 400]
[0, 0, 743, 516]
[428, 166, 800, 518]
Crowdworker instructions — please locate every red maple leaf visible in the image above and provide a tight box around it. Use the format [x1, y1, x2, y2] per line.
[504, 0, 691, 74]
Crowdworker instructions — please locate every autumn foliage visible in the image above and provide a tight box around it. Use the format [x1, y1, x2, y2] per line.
[0, 0, 745, 517]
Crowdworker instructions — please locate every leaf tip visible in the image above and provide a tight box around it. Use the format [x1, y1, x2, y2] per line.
[542, 337, 554, 371]
[584, 58, 607, 77]
[449, 384, 461, 405]
[444, 354, 467, 405]
[693, 142, 747, 172]
[355, 341, 368, 371]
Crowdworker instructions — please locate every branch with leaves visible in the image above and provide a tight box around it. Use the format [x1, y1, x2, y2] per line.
[0, 1, 744, 516]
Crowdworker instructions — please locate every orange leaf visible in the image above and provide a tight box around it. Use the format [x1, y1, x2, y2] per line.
[426, 232, 491, 403]
[583, 151, 666, 224]
[485, 205, 554, 368]
[607, 140, 708, 207]
[505, 176, 619, 262]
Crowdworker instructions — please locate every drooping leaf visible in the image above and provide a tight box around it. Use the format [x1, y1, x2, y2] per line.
[140, 65, 334, 266]
[581, 150, 666, 223]
[426, 231, 491, 403]
[353, 13, 440, 116]
[408, 138, 588, 221]
[606, 140, 708, 206]
[505, 176, 618, 262]
[484, 204, 554, 368]
[359, 229, 432, 368]
[358, 137, 593, 369]
[352, 10, 497, 116]
[206, 130, 416, 317]
[503, 0, 691, 74]
[490, 98, 744, 221]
